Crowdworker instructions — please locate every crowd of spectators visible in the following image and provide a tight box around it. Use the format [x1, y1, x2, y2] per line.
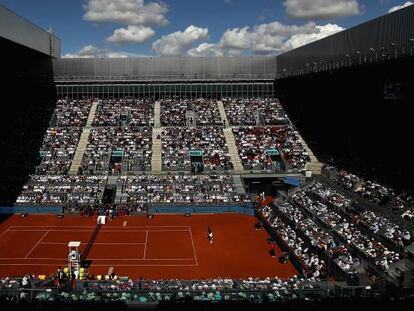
[232, 126, 309, 171]
[35, 127, 81, 175]
[118, 175, 249, 204]
[160, 99, 222, 126]
[324, 165, 414, 221]
[64, 202, 147, 216]
[357, 211, 411, 248]
[292, 184, 402, 272]
[309, 182, 412, 248]
[93, 98, 154, 127]
[223, 98, 288, 126]
[15, 175, 107, 205]
[161, 127, 232, 172]
[80, 127, 152, 174]
[258, 204, 327, 279]
[54, 98, 93, 127]
[0, 277, 22, 289]
[1, 274, 340, 305]
[336, 168, 392, 204]
[275, 202, 360, 276]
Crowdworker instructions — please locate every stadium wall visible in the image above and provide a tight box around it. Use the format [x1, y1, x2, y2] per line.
[0, 4, 61, 58]
[55, 81, 275, 99]
[276, 57, 414, 191]
[0, 206, 63, 214]
[0, 37, 56, 206]
[276, 5, 414, 77]
[53, 57, 277, 98]
[53, 56, 276, 81]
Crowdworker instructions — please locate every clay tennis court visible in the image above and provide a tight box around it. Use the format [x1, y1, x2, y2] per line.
[0, 213, 297, 279]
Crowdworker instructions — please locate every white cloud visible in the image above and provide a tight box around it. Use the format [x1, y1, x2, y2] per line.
[283, 23, 344, 50]
[83, 0, 169, 26]
[219, 27, 252, 50]
[215, 21, 344, 55]
[62, 45, 148, 58]
[152, 25, 209, 56]
[187, 43, 224, 57]
[106, 25, 155, 43]
[284, 0, 361, 19]
[388, 1, 413, 12]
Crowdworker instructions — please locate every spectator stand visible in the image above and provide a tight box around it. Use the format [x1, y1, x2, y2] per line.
[15, 175, 107, 207]
[232, 126, 310, 173]
[290, 188, 401, 285]
[271, 201, 359, 285]
[161, 127, 233, 173]
[254, 207, 308, 277]
[307, 184, 409, 254]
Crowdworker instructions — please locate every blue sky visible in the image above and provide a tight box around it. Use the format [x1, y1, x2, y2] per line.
[0, 0, 412, 57]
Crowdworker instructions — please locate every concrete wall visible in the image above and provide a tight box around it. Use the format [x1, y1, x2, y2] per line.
[0, 4, 61, 58]
[53, 56, 277, 81]
[276, 5, 414, 77]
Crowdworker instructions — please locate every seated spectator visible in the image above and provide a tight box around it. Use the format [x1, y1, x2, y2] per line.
[36, 127, 81, 175]
[162, 127, 232, 172]
[80, 127, 152, 174]
[160, 98, 223, 126]
[93, 98, 154, 127]
[223, 97, 288, 126]
[54, 98, 93, 127]
[118, 175, 250, 204]
[16, 175, 107, 205]
[232, 126, 310, 171]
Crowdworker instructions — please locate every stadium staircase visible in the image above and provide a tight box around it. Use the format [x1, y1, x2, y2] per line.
[151, 128, 162, 173]
[114, 185, 124, 204]
[232, 175, 246, 194]
[217, 101, 229, 127]
[69, 102, 98, 175]
[294, 130, 323, 175]
[154, 101, 161, 128]
[223, 128, 244, 173]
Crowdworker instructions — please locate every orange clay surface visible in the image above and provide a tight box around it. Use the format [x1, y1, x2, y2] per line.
[0, 213, 298, 279]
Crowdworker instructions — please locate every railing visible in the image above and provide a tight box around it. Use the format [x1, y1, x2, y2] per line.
[277, 43, 414, 79]
[54, 74, 276, 83]
[0, 283, 384, 304]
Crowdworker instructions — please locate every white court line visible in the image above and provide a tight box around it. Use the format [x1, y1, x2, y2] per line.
[9, 230, 94, 232]
[89, 258, 196, 261]
[40, 242, 146, 245]
[91, 264, 198, 267]
[9, 225, 190, 228]
[0, 263, 198, 267]
[24, 231, 49, 259]
[0, 263, 66, 266]
[188, 226, 198, 266]
[0, 257, 195, 261]
[143, 230, 148, 260]
[0, 258, 65, 260]
[9, 229, 190, 233]
[0, 226, 11, 238]
[9, 225, 96, 228]
[0, 257, 196, 261]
